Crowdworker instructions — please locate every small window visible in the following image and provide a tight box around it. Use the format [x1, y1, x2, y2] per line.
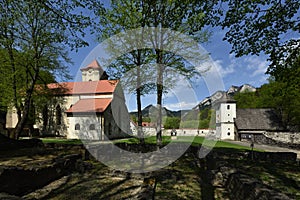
[227, 132, 230, 136]
[228, 114, 230, 116]
[89, 79, 92, 81]
[227, 105, 230, 110]
[89, 124, 95, 130]
[75, 123, 80, 130]
[228, 128, 230, 130]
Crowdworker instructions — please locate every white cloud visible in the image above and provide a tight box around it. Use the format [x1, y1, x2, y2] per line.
[164, 101, 197, 111]
[244, 56, 269, 77]
[201, 59, 235, 79]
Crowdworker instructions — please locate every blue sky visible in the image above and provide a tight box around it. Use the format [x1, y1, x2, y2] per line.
[68, 26, 270, 111]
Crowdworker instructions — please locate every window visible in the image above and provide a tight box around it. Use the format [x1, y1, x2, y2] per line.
[227, 132, 230, 136]
[228, 128, 230, 130]
[227, 105, 230, 110]
[56, 105, 62, 125]
[89, 124, 95, 130]
[75, 123, 80, 130]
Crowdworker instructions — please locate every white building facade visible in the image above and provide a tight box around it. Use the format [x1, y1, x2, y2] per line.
[6, 60, 131, 140]
[215, 99, 236, 140]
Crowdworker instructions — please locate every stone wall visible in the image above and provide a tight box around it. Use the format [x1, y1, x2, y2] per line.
[196, 148, 295, 200]
[254, 132, 300, 150]
[0, 154, 85, 196]
[227, 173, 291, 200]
[264, 132, 300, 144]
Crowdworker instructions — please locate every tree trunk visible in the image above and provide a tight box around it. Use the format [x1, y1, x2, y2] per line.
[156, 49, 163, 146]
[136, 50, 144, 144]
[13, 63, 39, 139]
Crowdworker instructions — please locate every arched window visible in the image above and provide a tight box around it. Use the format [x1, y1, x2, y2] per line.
[75, 123, 80, 130]
[89, 124, 95, 130]
[56, 105, 62, 125]
[227, 132, 230, 136]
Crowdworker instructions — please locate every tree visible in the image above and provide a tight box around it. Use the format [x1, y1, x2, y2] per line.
[96, 0, 210, 145]
[206, 0, 299, 74]
[95, 0, 156, 143]
[205, 0, 300, 130]
[163, 117, 180, 129]
[0, 0, 94, 139]
[233, 76, 300, 131]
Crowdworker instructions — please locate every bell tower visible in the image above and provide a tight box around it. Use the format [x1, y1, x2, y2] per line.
[214, 95, 236, 140]
[81, 60, 108, 81]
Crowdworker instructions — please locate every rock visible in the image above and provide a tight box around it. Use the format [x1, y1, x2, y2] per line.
[0, 193, 22, 200]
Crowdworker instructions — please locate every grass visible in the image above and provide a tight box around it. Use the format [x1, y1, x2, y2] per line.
[115, 136, 260, 151]
[40, 136, 262, 153]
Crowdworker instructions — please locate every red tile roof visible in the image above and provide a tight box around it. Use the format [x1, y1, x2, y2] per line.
[65, 98, 112, 113]
[47, 80, 119, 95]
[80, 60, 102, 71]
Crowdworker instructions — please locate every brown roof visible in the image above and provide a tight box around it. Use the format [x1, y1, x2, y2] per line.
[80, 60, 102, 71]
[235, 109, 284, 131]
[66, 98, 112, 113]
[47, 80, 119, 95]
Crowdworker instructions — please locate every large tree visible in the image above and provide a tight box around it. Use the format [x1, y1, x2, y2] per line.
[97, 0, 210, 145]
[95, 0, 155, 143]
[0, 0, 94, 139]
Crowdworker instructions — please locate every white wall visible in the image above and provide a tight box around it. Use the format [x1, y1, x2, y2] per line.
[6, 108, 18, 128]
[216, 102, 236, 140]
[220, 123, 235, 140]
[219, 103, 236, 123]
[82, 69, 100, 82]
[67, 115, 102, 140]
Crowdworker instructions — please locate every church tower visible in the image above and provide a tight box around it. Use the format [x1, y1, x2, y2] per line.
[80, 60, 108, 81]
[214, 95, 236, 140]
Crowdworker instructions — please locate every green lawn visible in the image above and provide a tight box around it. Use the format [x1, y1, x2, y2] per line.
[114, 136, 259, 151]
[40, 136, 261, 151]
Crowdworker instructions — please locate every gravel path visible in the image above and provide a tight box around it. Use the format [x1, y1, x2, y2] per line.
[226, 140, 300, 159]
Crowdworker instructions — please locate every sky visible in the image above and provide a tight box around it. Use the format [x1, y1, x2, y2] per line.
[67, 25, 270, 112]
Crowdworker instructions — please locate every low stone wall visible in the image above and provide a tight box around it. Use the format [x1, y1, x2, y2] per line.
[227, 173, 291, 200]
[264, 132, 300, 143]
[254, 133, 300, 150]
[0, 135, 43, 151]
[0, 154, 85, 196]
[195, 148, 295, 200]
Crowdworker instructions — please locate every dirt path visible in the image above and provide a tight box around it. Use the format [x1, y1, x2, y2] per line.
[226, 140, 300, 159]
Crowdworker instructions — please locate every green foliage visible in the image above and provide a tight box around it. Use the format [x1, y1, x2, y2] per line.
[233, 91, 260, 109]
[234, 72, 300, 130]
[206, 0, 299, 81]
[163, 117, 180, 129]
[180, 120, 199, 129]
[212, 0, 299, 57]
[0, 0, 95, 137]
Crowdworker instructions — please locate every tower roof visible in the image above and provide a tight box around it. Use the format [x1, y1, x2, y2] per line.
[80, 60, 102, 71]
